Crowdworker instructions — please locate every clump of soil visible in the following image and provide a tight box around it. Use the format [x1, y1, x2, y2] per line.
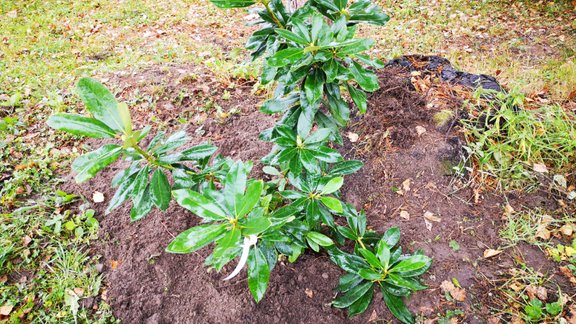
[66, 64, 568, 323]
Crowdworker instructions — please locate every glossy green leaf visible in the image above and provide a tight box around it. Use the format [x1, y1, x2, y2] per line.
[320, 196, 343, 213]
[211, 227, 242, 265]
[358, 268, 382, 281]
[72, 144, 122, 183]
[359, 248, 382, 269]
[300, 149, 321, 175]
[178, 143, 217, 161]
[242, 215, 271, 235]
[106, 171, 137, 214]
[336, 273, 364, 292]
[381, 289, 415, 324]
[321, 176, 344, 195]
[224, 161, 248, 215]
[385, 273, 427, 291]
[376, 240, 391, 269]
[47, 113, 117, 138]
[331, 160, 363, 176]
[166, 224, 227, 254]
[268, 48, 306, 67]
[76, 77, 130, 133]
[172, 189, 228, 220]
[347, 286, 373, 317]
[349, 61, 379, 92]
[382, 227, 401, 247]
[346, 84, 367, 113]
[150, 169, 171, 211]
[390, 255, 432, 274]
[304, 70, 325, 105]
[130, 186, 153, 222]
[306, 231, 334, 247]
[209, 0, 256, 8]
[275, 29, 309, 45]
[336, 38, 374, 55]
[237, 180, 263, 217]
[313, 146, 341, 163]
[247, 247, 270, 303]
[130, 165, 150, 207]
[303, 128, 331, 145]
[332, 281, 372, 308]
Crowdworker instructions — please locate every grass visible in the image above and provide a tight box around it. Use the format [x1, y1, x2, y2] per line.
[461, 89, 576, 191]
[0, 0, 575, 321]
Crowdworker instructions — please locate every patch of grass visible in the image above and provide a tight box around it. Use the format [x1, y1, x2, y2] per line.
[500, 208, 575, 248]
[0, 192, 116, 322]
[461, 89, 576, 191]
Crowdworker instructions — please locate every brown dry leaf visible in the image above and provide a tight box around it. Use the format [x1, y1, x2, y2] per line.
[559, 266, 576, 285]
[509, 281, 524, 292]
[110, 260, 120, 270]
[532, 163, 548, 173]
[93, 191, 105, 203]
[559, 224, 573, 237]
[415, 126, 427, 136]
[423, 211, 441, 222]
[483, 249, 502, 258]
[535, 225, 551, 240]
[0, 275, 7, 284]
[504, 204, 515, 217]
[440, 280, 466, 302]
[525, 285, 547, 301]
[21, 235, 32, 246]
[304, 288, 313, 298]
[368, 310, 379, 322]
[347, 132, 359, 143]
[0, 304, 13, 316]
[402, 179, 411, 192]
[487, 317, 502, 324]
[73, 287, 85, 297]
[400, 210, 410, 220]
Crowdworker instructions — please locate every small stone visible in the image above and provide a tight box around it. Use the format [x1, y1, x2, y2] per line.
[321, 273, 329, 279]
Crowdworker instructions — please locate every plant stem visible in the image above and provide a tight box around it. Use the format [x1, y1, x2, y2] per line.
[263, 1, 285, 29]
[131, 144, 174, 170]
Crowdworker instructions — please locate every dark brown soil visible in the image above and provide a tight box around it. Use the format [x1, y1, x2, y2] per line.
[64, 65, 572, 323]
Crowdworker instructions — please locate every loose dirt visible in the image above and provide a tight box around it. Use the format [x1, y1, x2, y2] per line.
[65, 64, 571, 323]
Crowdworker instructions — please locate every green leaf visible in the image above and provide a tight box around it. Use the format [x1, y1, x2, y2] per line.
[211, 228, 242, 267]
[275, 29, 309, 45]
[313, 146, 341, 163]
[150, 169, 171, 211]
[304, 70, 325, 105]
[336, 38, 374, 55]
[166, 224, 227, 254]
[320, 196, 343, 213]
[130, 165, 150, 207]
[268, 48, 306, 67]
[347, 286, 373, 317]
[331, 160, 363, 176]
[130, 186, 153, 222]
[237, 180, 263, 217]
[321, 176, 344, 194]
[381, 289, 415, 324]
[376, 240, 391, 269]
[224, 161, 248, 215]
[303, 128, 331, 145]
[349, 61, 379, 92]
[172, 189, 228, 220]
[247, 247, 270, 303]
[178, 143, 217, 161]
[242, 215, 271, 235]
[385, 273, 426, 291]
[391, 255, 432, 274]
[209, 0, 255, 8]
[47, 113, 117, 138]
[382, 227, 401, 247]
[359, 248, 382, 269]
[525, 299, 543, 321]
[332, 281, 373, 308]
[336, 273, 364, 292]
[358, 268, 382, 281]
[76, 77, 130, 133]
[72, 144, 122, 183]
[346, 84, 367, 113]
[306, 231, 334, 247]
[300, 149, 321, 175]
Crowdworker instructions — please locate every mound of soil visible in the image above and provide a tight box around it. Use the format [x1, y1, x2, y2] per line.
[66, 65, 567, 323]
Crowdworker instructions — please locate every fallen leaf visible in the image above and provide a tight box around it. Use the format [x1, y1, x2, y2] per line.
[483, 249, 502, 258]
[0, 275, 7, 284]
[423, 211, 441, 222]
[525, 285, 547, 301]
[368, 310, 378, 322]
[347, 132, 359, 143]
[533, 163, 548, 173]
[93, 191, 104, 203]
[400, 210, 410, 220]
[73, 287, 85, 297]
[504, 204, 515, 217]
[559, 266, 576, 284]
[440, 280, 466, 301]
[415, 125, 427, 136]
[535, 226, 551, 240]
[304, 288, 313, 298]
[424, 219, 432, 231]
[21, 235, 32, 246]
[402, 179, 411, 192]
[559, 224, 573, 237]
[0, 304, 13, 316]
[110, 260, 119, 270]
